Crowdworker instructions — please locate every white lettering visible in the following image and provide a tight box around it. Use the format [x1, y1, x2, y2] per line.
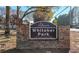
[32, 29, 36, 32]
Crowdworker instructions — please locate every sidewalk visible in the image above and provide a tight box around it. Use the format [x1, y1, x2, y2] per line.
[70, 30, 79, 53]
[70, 28, 79, 32]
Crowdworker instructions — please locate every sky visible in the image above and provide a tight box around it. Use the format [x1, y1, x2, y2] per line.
[0, 6, 71, 16]
[0, 6, 71, 22]
[53, 6, 70, 17]
[11, 6, 29, 11]
[10, 6, 71, 20]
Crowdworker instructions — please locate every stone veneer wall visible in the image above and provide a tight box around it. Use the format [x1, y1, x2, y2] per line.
[16, 23, 70, 52]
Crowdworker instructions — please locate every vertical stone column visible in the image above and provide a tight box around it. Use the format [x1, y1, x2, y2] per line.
[58, 26, 70, 49]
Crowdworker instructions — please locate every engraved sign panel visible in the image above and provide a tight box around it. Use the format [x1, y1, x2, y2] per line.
[29, 21, 57, 40]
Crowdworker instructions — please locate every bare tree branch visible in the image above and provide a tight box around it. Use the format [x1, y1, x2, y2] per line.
[21, 10, 38, 20]
[21, 7, 36, 20]
[21, 7, 46, 20]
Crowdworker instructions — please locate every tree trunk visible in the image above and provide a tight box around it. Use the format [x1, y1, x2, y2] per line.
[5, 6, 10, 37]
[17, 6, 19, 19]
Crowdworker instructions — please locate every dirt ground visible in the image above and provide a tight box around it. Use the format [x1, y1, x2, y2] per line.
[0, 30, 16, 52]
